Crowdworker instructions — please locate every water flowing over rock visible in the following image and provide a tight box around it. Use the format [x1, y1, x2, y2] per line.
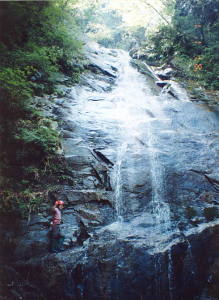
[2, 43, 219, 300]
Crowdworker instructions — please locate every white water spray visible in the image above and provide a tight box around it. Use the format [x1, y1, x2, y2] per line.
[114, 142, 128, 220]
[147, 124, 171, 230]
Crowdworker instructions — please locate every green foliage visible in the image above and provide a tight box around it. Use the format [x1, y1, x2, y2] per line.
[0, 0, 83, 215]
[17, 190, 44, 218]
[145, 0, 219, 90]
[15, 124, 59, 155]
[0, 189, 44, 217]
[147, 26, 178, 61]
[0, 67, 32, 120]
[200, 45, 219, 89]
[11, 46, 58, 74]
[77, 0, 150, 50]
[0, 1, 83, 70]
[98, 26, 147, 50]
[57, 174, 74, 185]
[0, 67, 32, 100]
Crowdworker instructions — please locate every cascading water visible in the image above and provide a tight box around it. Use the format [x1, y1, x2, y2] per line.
[109, 49, 172, 233]
[63, 44, 219, 300]
[147, 124, 171, 230]
[11, 43, 219, 300]
[109, 50, 175, 299]
[114, 142, 128, 220]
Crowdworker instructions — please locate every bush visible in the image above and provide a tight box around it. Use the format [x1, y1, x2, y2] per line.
[0, 67, 32, 117]
[144, 0, 219, 90]
[0, 1, 85, 216]
[0, 189, 44, 217]
[15, 124, 59, 156]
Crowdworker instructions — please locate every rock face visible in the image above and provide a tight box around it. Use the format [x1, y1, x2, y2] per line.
[13, 224, 219, 300]
[1, 43, 219, 300]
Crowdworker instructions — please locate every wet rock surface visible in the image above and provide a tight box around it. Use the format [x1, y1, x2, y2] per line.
[1, 43, 219, 300]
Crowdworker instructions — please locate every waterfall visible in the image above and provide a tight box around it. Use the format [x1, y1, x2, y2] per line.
[114, 142, 128, 220]
[110, 49, 172, 232]
[108, 51, 174, 299]
[9, 42, 219, 300]
[147, 124, 171, 230]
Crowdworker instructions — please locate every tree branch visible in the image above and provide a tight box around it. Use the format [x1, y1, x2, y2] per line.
[144, 1, 170, 25]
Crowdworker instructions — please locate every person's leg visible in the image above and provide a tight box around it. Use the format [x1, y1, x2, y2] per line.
[56, 225, 65, 251]
[57, 236, 65, 251]
[50, 238, 59, 253]
[49, 224, 59, 253]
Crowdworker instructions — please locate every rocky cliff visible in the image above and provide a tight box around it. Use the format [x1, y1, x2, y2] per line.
[1, 43, 219, 300]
